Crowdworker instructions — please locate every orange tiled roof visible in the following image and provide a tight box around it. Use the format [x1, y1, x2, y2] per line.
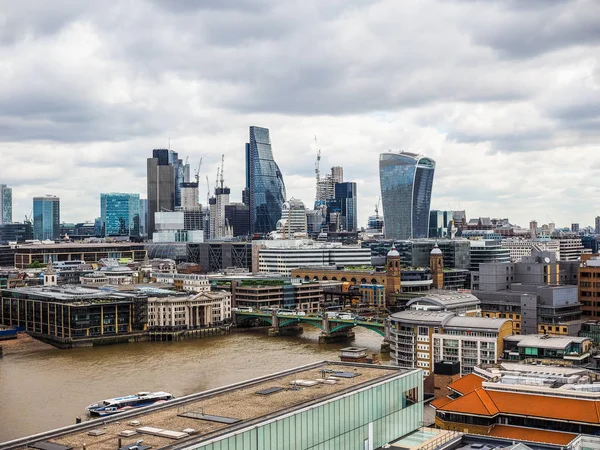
[447, 373, 484, 395]
[438, 388, 600, 424]
[430, 397, 453, 409]
[438, 389, 499, 416]
[488, 425, 577, 445]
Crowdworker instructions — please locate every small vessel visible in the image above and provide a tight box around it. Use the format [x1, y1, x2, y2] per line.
[86, 391, 174, 416]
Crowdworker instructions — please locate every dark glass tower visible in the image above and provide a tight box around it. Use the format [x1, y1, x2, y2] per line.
[33, 195, 60, 240]
[379, 152, 435, 240]
[246, 126, 287, 235]
[147, 150, 175, 237]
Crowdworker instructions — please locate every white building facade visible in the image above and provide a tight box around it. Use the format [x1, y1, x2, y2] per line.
[152, 272, 211, 293]
[147, 291, 231, 329]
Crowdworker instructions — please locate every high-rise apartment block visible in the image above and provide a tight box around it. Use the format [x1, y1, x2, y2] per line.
[100, 193, 140, 237]
[246, 126, 286, 236]
[33, 195, 60, 240]
[0, 184, 12, 224]
[379, 152, 435, 240]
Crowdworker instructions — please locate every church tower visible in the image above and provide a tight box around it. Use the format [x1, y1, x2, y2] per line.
[44, 260, 57, 286]
[430, 243, 444, 290]
[385, 246, 401, 306]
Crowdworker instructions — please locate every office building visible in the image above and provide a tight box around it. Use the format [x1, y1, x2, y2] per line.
[0, 184, 11, 224]
[255, 241, 372, 275]
[0, 286, 147, 346]
[147, 149, 176, 237]
[100, 193, 140, 237]
[181, 181, 199, 210]
[432, 362, 600, 440]
[364, 239, 471, 270]
[503, 334, 592, 364]
[579, 254, 600, 318]
[232, 278, 323, 312]
[429, 210, 454, 239]
[469, 240, 510, 289]
[147, 291, 231, 329]
[315, 166, 344, 208]
[389, 310, 512, 376]
[209, 160, 232, 240]
[139, 198, 148, 236]
[0, 222, 33, 244]
[326, 182, 358, 232]
[246, 126, 287, 236]
[12, 242, 147, 268]
[7, 361, 424, 450]
[379, 151, 435, 240]
[224, 203, 250, 237]
[501, 238, 560, 262]
[571, 223, 580, 233]
[32, 195, 60, 241]
[277, 198, 308, 235]
[596, 217, 600, 235]
[151, 273, 211, 293]
[186, 241, 253, 273]
[558, 238, 590, 261]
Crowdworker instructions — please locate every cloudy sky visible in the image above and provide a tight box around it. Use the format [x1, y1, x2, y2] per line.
[1, 0, 599, 228]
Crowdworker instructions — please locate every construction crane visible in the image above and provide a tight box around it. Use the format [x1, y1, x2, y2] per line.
[194, 158, 203, 184]
[314, 136, 321, 184]
[220, 154, 225, 189]
[375, 196, 381, 219]
[205, 175, 211, 207]
[215, 167, 220, 194]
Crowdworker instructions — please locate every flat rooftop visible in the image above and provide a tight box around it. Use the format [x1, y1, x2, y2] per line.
[3, 362, 409, 450]
[3, 286, 141, 302]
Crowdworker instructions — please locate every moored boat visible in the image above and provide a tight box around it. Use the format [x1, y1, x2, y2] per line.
[86, 391, 174, 416]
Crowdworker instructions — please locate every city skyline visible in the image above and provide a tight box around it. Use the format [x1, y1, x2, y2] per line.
[1, 1, 599, 228]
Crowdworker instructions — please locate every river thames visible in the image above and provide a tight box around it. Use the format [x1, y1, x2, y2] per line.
[0, 327, 388, 442]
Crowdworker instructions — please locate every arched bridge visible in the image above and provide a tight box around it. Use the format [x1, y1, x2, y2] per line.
[234, 310, 390, 343]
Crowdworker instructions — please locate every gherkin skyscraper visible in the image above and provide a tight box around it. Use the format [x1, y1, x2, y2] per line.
[379, 151, 435, 240]
[246, 126, 287, 235]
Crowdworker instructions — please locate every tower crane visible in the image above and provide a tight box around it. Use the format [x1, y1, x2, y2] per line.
[375, 196, 381, 219]
[220, 154, 225, 189]
[205, 175, 211, 207]
[194, 158, 203, 184]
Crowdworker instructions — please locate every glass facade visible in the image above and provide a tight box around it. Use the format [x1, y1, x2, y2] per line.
[379, 152, 435, 240]
[0, 184, 12, 224]
[335, 182, 358, 232]
[194, 370, 423, 450]
[246, 126, 287, 235]
[429, 210, 453, 238]
[100, 193, 140, 237]
[139, 199, 148, 236]
[33, 196, 60, 240]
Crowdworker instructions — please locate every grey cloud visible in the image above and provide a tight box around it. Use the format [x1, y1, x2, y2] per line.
[464, 0, 600, 58]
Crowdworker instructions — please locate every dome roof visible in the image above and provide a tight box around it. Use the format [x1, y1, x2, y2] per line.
[431, 244, 442, 255]
[387, 246, 400, 257]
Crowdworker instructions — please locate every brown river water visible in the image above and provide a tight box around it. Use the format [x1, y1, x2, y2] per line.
[0, 327, 387, 443]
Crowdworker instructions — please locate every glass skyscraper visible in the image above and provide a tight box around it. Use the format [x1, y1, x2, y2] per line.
[0, 184, 12, 224]
[100, 193, 140, 237]
[379, 152, 435, 240]
[246, 126, 287, 235]
[326, 182, 358, 232]
[33, 195, 60, 240]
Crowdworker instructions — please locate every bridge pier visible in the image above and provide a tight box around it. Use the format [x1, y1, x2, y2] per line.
[269, 326, 303, 337]
[318, 329, 355, 344]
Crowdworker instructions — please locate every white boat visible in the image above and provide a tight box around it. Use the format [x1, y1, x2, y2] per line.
[86, 391, 174, 416]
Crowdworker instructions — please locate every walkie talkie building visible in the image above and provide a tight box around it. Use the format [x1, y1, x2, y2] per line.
[379, 152, 435, 240]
